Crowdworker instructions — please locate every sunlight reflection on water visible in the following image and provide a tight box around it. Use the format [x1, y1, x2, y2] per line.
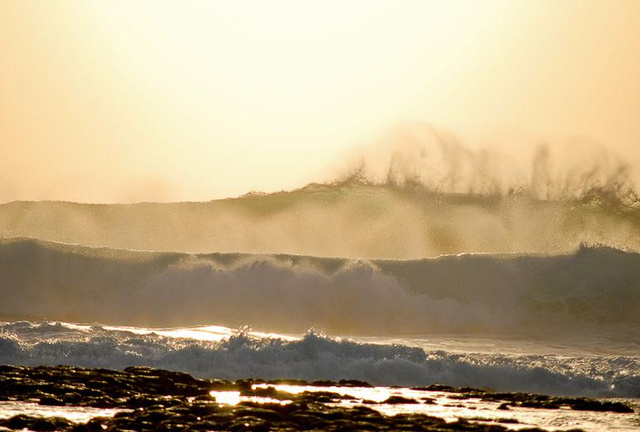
[207, 384, 640, 431]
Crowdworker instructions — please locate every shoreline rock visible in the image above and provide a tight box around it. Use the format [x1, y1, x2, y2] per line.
[0, 365, 634, 431]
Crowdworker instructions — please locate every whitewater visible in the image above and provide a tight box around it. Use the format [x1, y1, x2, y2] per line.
[1, 320, 639, 399]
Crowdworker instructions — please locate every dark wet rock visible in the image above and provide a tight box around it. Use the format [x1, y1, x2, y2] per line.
[124, 395, 167, 409]
[0, 415, 72, 431]
[2, 415, 34, 430]
[27, 419, 61, 431]
[297, 390, 352, 403]
[201, 411, 235, 426]
[188, 401, 221, 417]
[191, 394, 216, 403]
[39, 395, 65, 406]
[455, 390, 634, 414]
[287, 412, 328, 429]
[188, 420, 230, 430]
[235, 378, 255, 391]
[389, 413, 447, 428]
[240, 385, 296, 401]
[209, 378, 236, 390]
[569, 398, 634, 413]
[266, 378, 309, 386]
[311, 379, 336, 386]
[158, 422, 192, 432]
[412, 384, 458, 392]
[232, 407, 284, 422]
[86, 395, 119, 408]
[0, 365, 631, 431]
[229, 416, 270, 432]
[382, 395, 420, 404]
[61, 392, 84, 405]
[338, 379, 373, 387]
[497, 418, 519, 424]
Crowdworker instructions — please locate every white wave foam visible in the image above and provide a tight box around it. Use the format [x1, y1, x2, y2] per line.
[1, 321, 639, 398]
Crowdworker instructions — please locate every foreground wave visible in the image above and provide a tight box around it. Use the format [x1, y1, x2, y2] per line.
[1, 321, 639, 398]
[1, 237, 639, 337]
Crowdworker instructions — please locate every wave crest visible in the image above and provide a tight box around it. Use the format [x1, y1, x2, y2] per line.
[1, 238, 639, 338]
[336, 123, 639, 205]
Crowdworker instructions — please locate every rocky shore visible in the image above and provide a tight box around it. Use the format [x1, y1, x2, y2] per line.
[0, 365, 634, 431]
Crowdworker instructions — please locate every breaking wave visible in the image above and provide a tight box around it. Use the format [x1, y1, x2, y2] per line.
[1, 238, 639, 338]
[1, 183, 639, 260]
[2, 126, 639, 259]
[1, 322, 638, 398]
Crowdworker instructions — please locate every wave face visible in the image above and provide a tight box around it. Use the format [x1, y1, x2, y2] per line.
[1, 238, 639, 338]
[1, 321, 638, 398]
[0, 179, 639, 259]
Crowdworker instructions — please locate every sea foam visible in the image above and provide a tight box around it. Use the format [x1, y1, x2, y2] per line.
[1, 321, 639, 398]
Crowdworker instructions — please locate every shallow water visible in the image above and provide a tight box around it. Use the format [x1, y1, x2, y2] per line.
[243, 384, 640, 431]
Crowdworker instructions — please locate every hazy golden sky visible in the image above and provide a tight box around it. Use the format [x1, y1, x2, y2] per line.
[1, 0, 639, 202]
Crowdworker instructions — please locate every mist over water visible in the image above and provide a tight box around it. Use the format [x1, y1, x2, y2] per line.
[1, 128, 639, 259]
[336, 124, 638, 202]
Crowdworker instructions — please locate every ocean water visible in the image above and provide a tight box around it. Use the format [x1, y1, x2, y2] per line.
[1, 182, 639, 428]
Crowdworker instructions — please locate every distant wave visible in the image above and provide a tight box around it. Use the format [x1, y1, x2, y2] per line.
[2, 124, 639, 258]
[0, 178, 639, 258]
[1, 238, 639, 338]
[1, 321, 638, 398]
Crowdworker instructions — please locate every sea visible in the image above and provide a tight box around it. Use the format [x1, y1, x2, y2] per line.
[0, 180, 639, 429]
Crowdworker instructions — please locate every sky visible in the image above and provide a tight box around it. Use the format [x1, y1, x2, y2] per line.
[1, 0, 639, 202]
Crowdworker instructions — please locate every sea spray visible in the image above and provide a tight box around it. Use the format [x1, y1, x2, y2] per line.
[1, 130, 639, 259]
[1, 184, 639, 259]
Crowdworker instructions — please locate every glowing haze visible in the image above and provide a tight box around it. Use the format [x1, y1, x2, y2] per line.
[1, 0, 639, 203]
